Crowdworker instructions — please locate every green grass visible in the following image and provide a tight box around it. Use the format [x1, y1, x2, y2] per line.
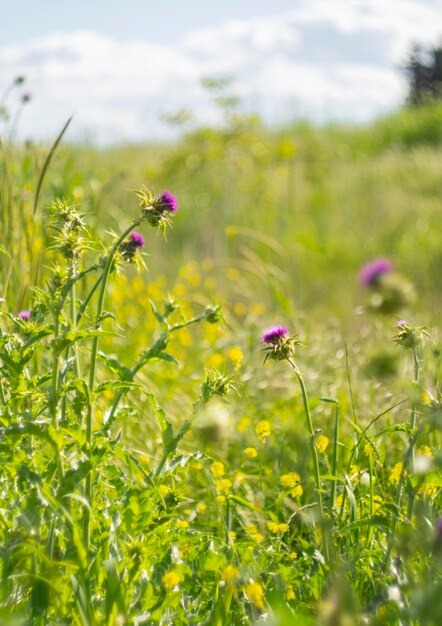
[0, 102, 441, 625]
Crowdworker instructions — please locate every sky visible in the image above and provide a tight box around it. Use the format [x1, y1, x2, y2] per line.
[1, 0, 441, 143]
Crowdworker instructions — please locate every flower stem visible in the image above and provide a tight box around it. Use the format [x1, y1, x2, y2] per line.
[84, 215, 143, 550]
[288, 358, 324, 518]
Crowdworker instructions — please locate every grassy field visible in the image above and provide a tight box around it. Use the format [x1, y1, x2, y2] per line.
[0, 99, 441, 624]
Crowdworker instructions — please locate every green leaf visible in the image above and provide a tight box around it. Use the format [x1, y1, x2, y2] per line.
[377, 423, 414, 437]
[98, 352, 133, 381]
[95, 380, 139, 394]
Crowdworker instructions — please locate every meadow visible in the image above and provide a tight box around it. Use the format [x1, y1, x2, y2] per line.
[0, 81, 442, 625]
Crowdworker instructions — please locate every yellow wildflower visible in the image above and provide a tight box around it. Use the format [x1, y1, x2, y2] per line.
[315, 435, 329, 453]
[280, 473, 301, 488]
[417, 445, 432, 458]
[211, 461, 225, 478]
[278, 523, 289, 533]
[196, 502, 207, 513]
[183, 509, 192, 516]
[229, 531, 237, 541]
[227, 268, 240, 281]
[216, 495, 226, 504]
[159, 485, 170, 497]
[222, 564, 240, 585]
[234, 302, 247, 316]
[287, 586, 295, 601]
[289, 552, 297, 560]
[228, 346, 243, 370]
[249, 303, 266, 316]
[255, 420, 271, 442]
[372, 495, 383, 512]
[237, 417, 251, 433]
[389, 462, 405, 484]
[216, 478, 233, 493]
[267, 522, 280, 533]
[349, 465, 360, 481]
[291, 485, 303, 498]
[418, 483, 438, 498]
[244, 447, 258, 459]
[364, 443, 371, 456]
[206, 353, 224, 369]
[245, 582, 265, 610]
[162, 571, 181, 591]
[176, 520, 189, 529]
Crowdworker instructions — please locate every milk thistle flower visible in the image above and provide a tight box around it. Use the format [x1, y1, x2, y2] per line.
[156, 190, 178, 214]
[18, 310, 31, 321]
[262, 325, 299, 362]
[136, 186, 178, 229]
[119, 231, 145, 262]
[359, 257, 392, 286]
[262, 325, 288, 344]
[130, 231, 144, 247]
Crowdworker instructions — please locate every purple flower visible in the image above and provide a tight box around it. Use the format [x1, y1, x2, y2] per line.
[18, 310, 31, 321]
[158, 190, 178, 214]
[436, 518, 442, 537]
[359, 257, 392, 286]
[397, 319, 409, 329]
[130, 232, 144, 248]
[262, 325, 288, 344]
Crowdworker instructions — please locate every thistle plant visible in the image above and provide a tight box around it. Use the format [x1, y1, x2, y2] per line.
[261, 326, 326, 545]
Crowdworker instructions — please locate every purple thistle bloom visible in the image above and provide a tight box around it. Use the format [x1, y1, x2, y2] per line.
[130, 232, 144, 248]
[18, 310, 31, 321]
[359, 257, 392, 286]
[159, 190, 178, 214]
[262, 325, 288, 344]
[397, 319, 409, 329]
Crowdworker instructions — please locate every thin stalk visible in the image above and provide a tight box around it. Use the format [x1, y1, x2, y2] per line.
[287, 358, 324, 518]
[84, 215, 142, 550]
[330, 402, 340, 510]
[50, 314, 60, 427]
[410, 345, 420, 472]
[407, 344, 420, 521]
[383, 430, 419, 572]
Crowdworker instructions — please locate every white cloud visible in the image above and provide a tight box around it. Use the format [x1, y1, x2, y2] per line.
[0, 0, 441, 142]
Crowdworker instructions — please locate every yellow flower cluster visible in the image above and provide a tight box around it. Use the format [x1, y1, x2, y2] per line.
[228, 346, 243, 370]
[245, 524, 264, 544]
[215, 478, 233, 494]
[222, 564, 240, 585]
[162, 570, 181, 591]
[280, 472, 303, 498]
[255, 420, 271, 442]
[389, 462, 405, 484]
[237, 416, 251, 433]
[315, 434, 329, 453]
[244, 447, 258, 458]
[245, 582, 265, 610]
[211, 461, 225, 478]
[176, 520, 189, 529]
[267, 522, 289, 534]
